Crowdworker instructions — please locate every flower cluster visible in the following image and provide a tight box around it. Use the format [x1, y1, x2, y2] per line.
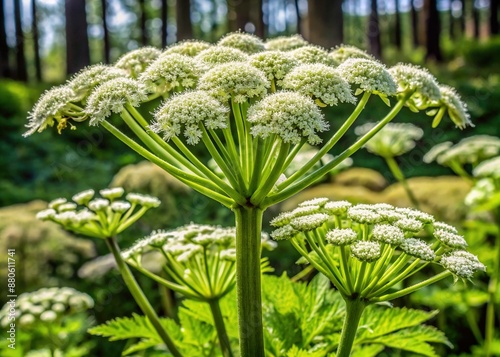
[122, 223, 275, 300]
[424, 135, 500, 167]
[0, 287, 93, 328]
[355, 122, 424, 158]
[36, 188, 160, 238]
[271, 198, 484, 302]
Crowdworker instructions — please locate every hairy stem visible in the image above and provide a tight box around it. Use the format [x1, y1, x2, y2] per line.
[209, 299, 234, 357]
[234, 206, 265, 357]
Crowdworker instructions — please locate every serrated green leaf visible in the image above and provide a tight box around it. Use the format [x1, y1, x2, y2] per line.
[122, 339, 161, 356]
[373, 325, 452, 356]
[286, 344, 325, 357]
[350, 343, 385, 357]
[356, 306, 438, 342]
[88, 313, 160, 342]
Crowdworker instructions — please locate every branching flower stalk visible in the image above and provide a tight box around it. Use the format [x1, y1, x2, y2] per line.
[25, 33, 472, 357]
[36, 189, 183, 357]
[271, 198, 485, 356]
[121, 224, 276, 357]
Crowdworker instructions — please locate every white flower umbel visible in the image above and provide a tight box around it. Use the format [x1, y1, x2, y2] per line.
[68, 64, 129, 101]
[0, 287, 93, 329]
[329, 45, 374, 63]
[265, 34, 308, 51]
[249, 50, 298, 89]
[115, 46, 162, 78]
[473, 156, 500, 179]
[195, 46, 249, 69]
[271, 198, 483, 302]
[290, 45, 338, 66]
[218, 32, 265, 54]
[162, 40, 211, 57]
[37, 188, 160, 238]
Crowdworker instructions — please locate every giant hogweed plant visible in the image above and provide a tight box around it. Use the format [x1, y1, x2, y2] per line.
[26, 32, 474, 356]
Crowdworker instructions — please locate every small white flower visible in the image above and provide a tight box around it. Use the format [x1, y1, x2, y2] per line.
[326, 228, 358, 246]
[57, 202, 77, 212]
[389, 63, 441, 101]
[434, 229, 468, 249]
[163, 40, 211, 56]
[351, 241, 381, 262]
[438, 85, 472, 129]
[72, 189, 95, 205]
[249, 51, 298, 86]
[88, 198, 110, 211]
[324, 200, 352, 215]
[290, 213, 329, 232]
[195, 46, 249, 69]
[337, 58, 397, 96]
[218, 32, 265, 53]
[68, 64, 129, 101]
[271, 224, 298, 240]
[48, 198, 67, 209]
[440, 250, 485, 278]
[247, 91, 328, 145]
[395, 207, 435, 224]
[220, 248, 237, 261]
[265, 34, 308, 51]
[36, 208, 57, 221]
[400, 238, 435, 261]
[371, 224, 405, 245]
[347, 207, 382, 224]
[423, 141, 453, 164]
[329, 45, 374, 63]
[111, 201, 132, 213]
[115, 46, 162, 77]
[298, 197, 330, 207]
[290, 45, 338, 66]
[126, 193, 161, 207]
[433, 221, 458, 234]
[18, 314, 35, 326]
[473, 156, 500, 179]
[394, 218, 424, 233]
[100, 187, 125, 200]
[40, 310, 57, 322]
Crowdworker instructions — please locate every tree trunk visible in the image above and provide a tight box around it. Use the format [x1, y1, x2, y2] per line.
[65, 0, 91, 75]
[294, 0, 301, 35]
[254, 0, 264, 38]
[161, 0, 168, 47]
[176, 0, 192, 41]
[14, 0, 27, 81]
[424, 0, 442, 61]
[32, 0, 42, 81]
[0, 0, 12, 78]
[472, 0, 480, 39]
[449, 2, 455, 39]
[491, 0, 499, 35]
[394, 0, 402, 49]
[368, 0, 381, 58]
[139, 0, 147, 45]
[459, 0, 466, 36]
[410, 0, 419, 47]
[307, 0, 343, 48]
[101, 0, 110, 62]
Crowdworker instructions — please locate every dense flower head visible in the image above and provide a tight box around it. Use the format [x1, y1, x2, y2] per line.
[198, 63, 269, 103]
[282, 63, 356, 106]
[465, 178, 496, 207]
[162, 40, 211, 56]
[425, 135, 500, 166]
[85, 78, 148, 125]
[289, 45, 338, 66]
[329, 45, 374, 63]
[36, 188, 161, 238]
[247, 91, 328, 145]
[0, 287, 93, 328]
[355, 122, 424, 157]
[473, 156, 500, 179]
[139, 54, 201, 94]
[271, 198, 483, 300]
[389, 63, 441, 101]
[24, 86, 78, 136]
[115, 47, 162, 78]
[218, 32, 265, 53]
[265, 34, 308, 51]
[195, 46, 249, 69]
[249, 50, 298, 87]
[151, 90, 229, 144]
[337, 58, 397, 96]
[440, 250, 486, 279]
[439, 85, 472, 129]
[68, 65, 129, 102]
[122, 223, 274, 299]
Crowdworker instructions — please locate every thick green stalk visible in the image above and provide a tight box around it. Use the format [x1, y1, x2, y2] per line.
[209, 299, 234, 357]
[105, 237, 182, 357]
[336, 297, 366, 357]
[234, 206, 265, 357]
[385, 156, 420, 209]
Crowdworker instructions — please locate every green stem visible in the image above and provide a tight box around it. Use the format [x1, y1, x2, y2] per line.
[105, 237, 182, 357]
[385, 156, 420, 209]
[234, 206, 265, 357]
[209, 299, 234, 357]
[336, 297, 367, 357]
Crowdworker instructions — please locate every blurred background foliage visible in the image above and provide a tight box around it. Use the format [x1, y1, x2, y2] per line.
[1, 0, 500, 355]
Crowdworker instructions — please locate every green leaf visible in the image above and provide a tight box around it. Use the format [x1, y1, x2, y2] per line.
[350, 343, 384, 357]
[88, 313, 160, 342]
[356, 306, 439, 341]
